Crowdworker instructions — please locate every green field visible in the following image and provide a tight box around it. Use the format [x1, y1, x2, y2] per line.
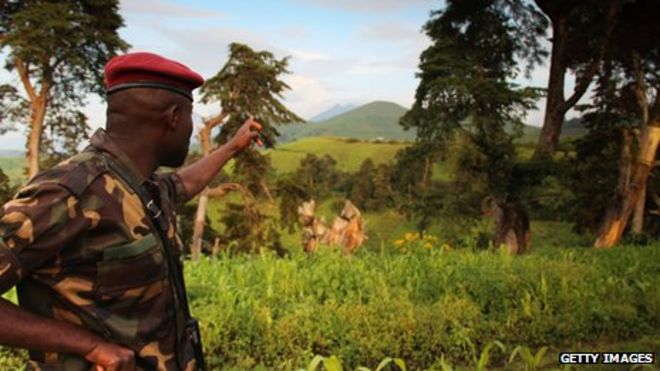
[2, 244, 658, 369]
[0, 157, 27, 185]
[268, 136, 408, 173]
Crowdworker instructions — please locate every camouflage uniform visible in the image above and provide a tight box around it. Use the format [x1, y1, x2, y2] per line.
[0, 129, 196, 370]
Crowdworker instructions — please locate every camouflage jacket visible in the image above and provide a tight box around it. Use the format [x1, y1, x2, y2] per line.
[0, 129, 196, 371]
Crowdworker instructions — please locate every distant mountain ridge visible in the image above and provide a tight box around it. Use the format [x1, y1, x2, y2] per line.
[278, 101, 416, 143]
[309, 104, 356, 122]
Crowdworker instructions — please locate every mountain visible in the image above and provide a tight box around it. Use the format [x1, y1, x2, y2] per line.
[309, 104, 356, 122]
[0, 150, 24, 157]
[277, 101, 415, 143]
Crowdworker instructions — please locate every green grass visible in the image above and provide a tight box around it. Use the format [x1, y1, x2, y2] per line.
[267, 136, 409, 173]
[0, 157, 27, 185]
[277, 101, 415, 143]
[3, 190, 658, 369]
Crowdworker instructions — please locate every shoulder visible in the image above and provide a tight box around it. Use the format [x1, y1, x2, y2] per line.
[24, 150, 109, 199]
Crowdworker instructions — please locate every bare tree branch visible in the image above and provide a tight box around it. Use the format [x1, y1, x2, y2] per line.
[204, 111, 229, 131]
[559, 0, 619, 115]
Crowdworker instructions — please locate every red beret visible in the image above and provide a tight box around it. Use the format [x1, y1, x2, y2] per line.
[104, 52, 204, 101]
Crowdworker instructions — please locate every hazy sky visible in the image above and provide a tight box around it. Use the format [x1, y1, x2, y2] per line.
[0, 0, 570, 150]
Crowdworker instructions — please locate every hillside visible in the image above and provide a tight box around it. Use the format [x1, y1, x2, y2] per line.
[267, 136, 408, 173]
[309, 104, 356, 122]
[277, 101, 416, 143]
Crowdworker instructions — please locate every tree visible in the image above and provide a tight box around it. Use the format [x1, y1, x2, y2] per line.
[189, 43, 303, 259]
[350, 159, 375, 210]
[400, 0, 542, 252]
[0, 0, 128, 177]
[587, 0, 660, 247]
[275, 176, 309, 234]
[294, 154, 339, 201]
[532, 0, 620, 159]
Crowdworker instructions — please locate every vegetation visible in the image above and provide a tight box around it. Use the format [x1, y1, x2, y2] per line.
[278, 101, 415, 143]
[3, 242, 658, 369]
[0, 0, 657, 369]
[190, 42, 303, 259]
[0, 0, 128, 177]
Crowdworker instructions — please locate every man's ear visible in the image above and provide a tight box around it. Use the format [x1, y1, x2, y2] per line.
[166, 104, 179, 130]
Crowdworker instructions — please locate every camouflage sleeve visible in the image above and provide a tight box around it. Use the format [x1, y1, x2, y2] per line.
[0, 181, 88, 294]
[157, 172, 188, 209]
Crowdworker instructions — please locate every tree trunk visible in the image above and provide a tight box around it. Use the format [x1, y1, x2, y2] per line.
[631, 184, 646, 235]
[631, 53, 650, 236]
[533, 1, 616, 160]
[190, 190, 208, 260]
[492, 200, 532, 255]
[27, 95, 47, 179]
[595, 123, 660, 248]
[534, 17, 567, 160]
[618, 129, 634, 193]
[260, 179, 274, 203]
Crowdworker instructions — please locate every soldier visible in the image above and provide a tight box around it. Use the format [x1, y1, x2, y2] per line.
[0, 52, 262, 370]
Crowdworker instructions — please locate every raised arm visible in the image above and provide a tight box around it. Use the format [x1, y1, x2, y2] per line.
[177, 117, 262, 201]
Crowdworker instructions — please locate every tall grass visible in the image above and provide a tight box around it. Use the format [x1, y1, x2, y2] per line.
[1, 244, 658, 369]
[184, 245, 659, 369]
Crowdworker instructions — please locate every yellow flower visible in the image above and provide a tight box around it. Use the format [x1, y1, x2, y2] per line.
[394, 239, 405, 247]
[424, 242, 432, 249]
[441, 243, 452, 251]
[404, 232, 414, 240]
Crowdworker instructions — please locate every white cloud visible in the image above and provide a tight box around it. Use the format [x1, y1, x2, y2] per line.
[289, 49, 328, 62]
[282, 74, 331, 119]
[121, 0, 223, 18]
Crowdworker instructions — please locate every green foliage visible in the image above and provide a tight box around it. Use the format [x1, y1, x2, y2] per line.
[0, 167, 16, 205]
[217, 200, 284, 256]
[0, 84, 28, 134]
[294, 154, 340, 201]
[1, 243, 659, 368]
[39, 109, 91, 168]
[179, 245, 660, 369]
[0, 0, 128, 95]
[0, 0, 128, 155]
[475, 340, 505, 371]
[178, 203, 218, 254]
[201, 42, 303, 148]
[275, 176, 309, 234]
[349, 159, 375, 210]
[232, 148, 273, 198]
[396, 0, 545, 240]
[508, 345, 548, 371]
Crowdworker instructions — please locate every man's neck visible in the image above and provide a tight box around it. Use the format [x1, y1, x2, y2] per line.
[106, 131, 160, 179]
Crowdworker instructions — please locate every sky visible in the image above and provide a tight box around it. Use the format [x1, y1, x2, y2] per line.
[0, 0, 571, 150]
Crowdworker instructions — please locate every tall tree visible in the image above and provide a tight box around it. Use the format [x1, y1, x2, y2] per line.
[589, 0, 660, 247]
[189, 43, 303, 259]
[532, 0, 620, 159]
[0, 0, 128, 177]
[401, 0, 542, 252]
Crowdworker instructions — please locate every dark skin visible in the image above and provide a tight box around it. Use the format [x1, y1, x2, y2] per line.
[0, 87, 262, 371]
